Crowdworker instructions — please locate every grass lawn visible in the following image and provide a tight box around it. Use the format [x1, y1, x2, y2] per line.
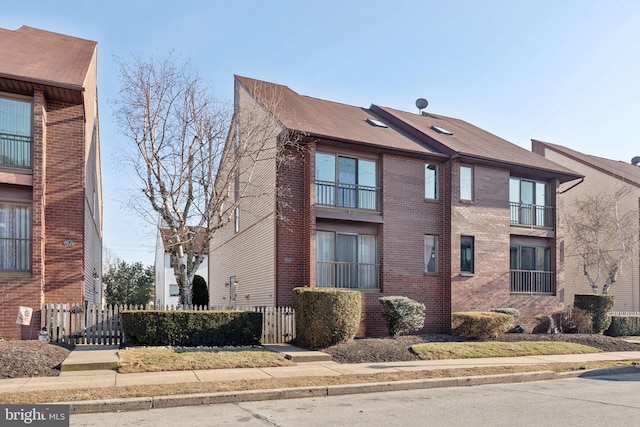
[118, 348, 294, 373]
[411, 341, 602, 360]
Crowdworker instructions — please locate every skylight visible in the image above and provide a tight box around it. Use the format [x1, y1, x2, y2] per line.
[366, 118, 388, 128]
[431, 125, 453, 135]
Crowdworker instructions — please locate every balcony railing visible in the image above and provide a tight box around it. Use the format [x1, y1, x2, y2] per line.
[315, 180, 379, 211]
[0, 236, 32, 272]
[509, 202, 553, 227]
[509, 270, 554, 294]
[0, 133, 32, 169]
[316, 261, 379, 289]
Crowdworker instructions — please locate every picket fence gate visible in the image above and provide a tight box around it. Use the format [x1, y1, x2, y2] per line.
[41, 303, 295, 346]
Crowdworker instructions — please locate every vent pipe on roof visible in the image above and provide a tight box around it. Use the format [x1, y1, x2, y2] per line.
[632, 156, 640, 166]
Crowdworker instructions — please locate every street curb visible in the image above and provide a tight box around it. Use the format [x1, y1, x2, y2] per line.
[557, 364, 640, 379]
[63, 370, 560, 414]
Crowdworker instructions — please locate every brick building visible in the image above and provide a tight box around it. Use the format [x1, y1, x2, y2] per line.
[209, 76, 581, 336]
[0, 26, 102, 339]
[533, 139, 640, 311]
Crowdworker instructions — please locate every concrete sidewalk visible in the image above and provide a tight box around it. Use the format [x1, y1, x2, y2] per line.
[1, 345, 640, 414]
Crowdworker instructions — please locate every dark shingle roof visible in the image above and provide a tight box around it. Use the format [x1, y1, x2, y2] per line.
[0, 26, 96, 90]
[533, 139, 640, 187]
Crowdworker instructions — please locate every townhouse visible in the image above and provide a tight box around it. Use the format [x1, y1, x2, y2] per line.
[210, 76, 581, 336]
[0, 26, 102, 339]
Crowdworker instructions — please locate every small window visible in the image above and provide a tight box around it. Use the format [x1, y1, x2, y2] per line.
[424, 235, 438, 273]
[460, 236, 474, 274]
[366, 118, 388, 128]
[431, 125, 453, 135]
[425, 163, 438, 199]
[234, 207, 240, 233]
[460, 165, 473, 201]
[169, 284, 179, 297]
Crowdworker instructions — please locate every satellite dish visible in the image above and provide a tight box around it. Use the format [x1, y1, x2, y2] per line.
[415, 98, 429, 112]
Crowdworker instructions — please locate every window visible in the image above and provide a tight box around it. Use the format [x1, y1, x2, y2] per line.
[0, 202, 31, 272]
[460, 236, 474, 274]
[316, 231, 378, 289]
[424, 235, 438, 273]
[424, 163, 438, 199]
[460, 165, 473, 201]
[510, 245, 552, 294]
[315, 152, 378, 210]
[0, 96, 32, 168]
[509, 178, 550, 227]
[169, 284, 179, 297]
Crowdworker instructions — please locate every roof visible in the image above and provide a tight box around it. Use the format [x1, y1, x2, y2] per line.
[533, 139, 640, 187]
[236, 76, 582, 182]
[0, 26, 96, 102]
[235, 75, 444, 158]
[159, 227, 208, 255]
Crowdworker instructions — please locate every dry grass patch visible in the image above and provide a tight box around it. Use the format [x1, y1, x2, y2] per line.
[411, 341, 602, 360]
[1, 360, 637, 405]
[118, 348, 294, 373]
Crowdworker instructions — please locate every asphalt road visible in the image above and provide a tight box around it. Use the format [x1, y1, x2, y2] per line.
[70, 372, 640, 426]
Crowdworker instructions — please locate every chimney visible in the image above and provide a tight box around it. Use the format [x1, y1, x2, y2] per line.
[632, 156, 640, 166]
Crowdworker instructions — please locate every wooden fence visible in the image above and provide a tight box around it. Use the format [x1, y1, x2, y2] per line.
[41, 303, 295, 346]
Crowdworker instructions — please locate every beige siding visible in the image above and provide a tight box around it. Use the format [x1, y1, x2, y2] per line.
[544, 148, 640, 310]
[209, 81, 281, 307]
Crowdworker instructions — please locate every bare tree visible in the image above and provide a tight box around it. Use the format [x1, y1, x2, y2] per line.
[564, 186, 639, 294]
[113, 54, 285, 305]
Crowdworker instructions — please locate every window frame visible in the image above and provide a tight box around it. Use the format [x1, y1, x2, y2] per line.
[169, 284, 179, 297]
[424, 163, 438, 200]
[0, 201, 32, 273]
[460, 235, 474, 274]
[459, 164, 473, 201]
[424, 234, 439, 274]
[0, 93, 33, 170]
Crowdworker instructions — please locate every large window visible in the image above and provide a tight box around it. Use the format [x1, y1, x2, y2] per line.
[509, 178, 551, 227]
[460, 236, 474, 274]
[424, 235, 438, 273]
[0, 202, 31, 272]
[425, 163, 438, 199]
[316, 231, 378, 289]
[460, 165, 473, 201]
[0, 96, 32, 169]
[510, 245, 552, 294]
[315, 152, 378, 211]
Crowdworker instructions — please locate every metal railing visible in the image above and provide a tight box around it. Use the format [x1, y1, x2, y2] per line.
[0, 132, 31, 168]
[315, 180, 379, 211]
[509, 202, 553, 227]
[0, 236, 31, 272]
[316, 261, 379, 289]
[509, 270, 554, 294]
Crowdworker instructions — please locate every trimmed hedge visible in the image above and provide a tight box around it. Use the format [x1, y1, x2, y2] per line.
[551, 308, 592, 334]
[121, 310, 262, 346]
[605, 315, 640, 337]
[379, 296, 426, 337]
[451, 312, 514, 340]
[292, 287, 361, 349]
[574, 294, 615, 334]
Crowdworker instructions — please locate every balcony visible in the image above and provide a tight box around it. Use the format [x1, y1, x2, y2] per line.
[510, 202, 553, 228]
[509, 270, 554, 295]
[316, 261, 379, 289]
[315, 180, 380, 211]
[0, 133, 31, 169]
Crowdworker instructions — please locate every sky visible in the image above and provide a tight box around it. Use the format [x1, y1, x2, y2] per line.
[4, 1, 640, 266]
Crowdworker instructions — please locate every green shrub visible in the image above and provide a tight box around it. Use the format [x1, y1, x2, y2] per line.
[379, 296, 426, 337]
[121, 310, 262, 346]
[192, 275, 209, 308]
[551, 308, 592, 334]
[605, 315, 640, 336]
[451, 312, 514, 340]
[533, 315, 555, 334]
[292, 287, 361, 349]
[574, 294, 615, 334]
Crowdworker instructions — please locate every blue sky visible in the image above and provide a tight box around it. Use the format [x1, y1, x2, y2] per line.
[4, 1, 640, 266]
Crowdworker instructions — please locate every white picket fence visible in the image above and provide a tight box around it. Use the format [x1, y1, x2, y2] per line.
[41, 303, 295, 346]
